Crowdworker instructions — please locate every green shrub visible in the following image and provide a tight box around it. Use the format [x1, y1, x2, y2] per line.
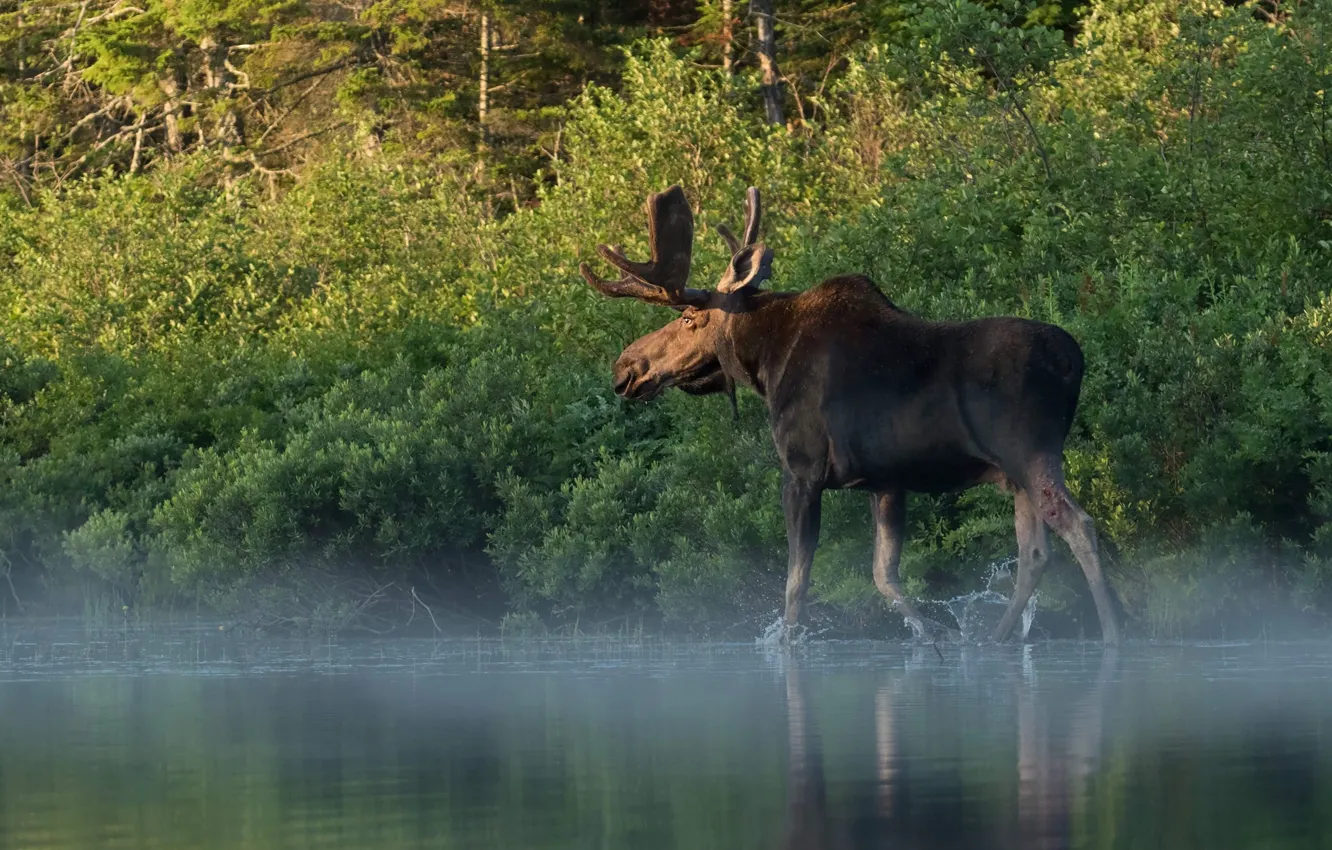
[3, 0, 1332, 636]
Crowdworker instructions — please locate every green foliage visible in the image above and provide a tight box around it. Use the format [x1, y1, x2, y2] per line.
[1, 0, 1330, 637]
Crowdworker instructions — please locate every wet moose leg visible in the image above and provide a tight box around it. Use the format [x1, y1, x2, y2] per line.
[782, 474, 822, 636]
[1027, 456, 1121, 644]
[871, 490, 954, 640]
[992, 489, 1052, 643]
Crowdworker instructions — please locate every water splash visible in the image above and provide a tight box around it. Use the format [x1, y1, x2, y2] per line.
[755, 556, 1039, 646]
[755, 615, 825, 647]
[925, 557, 1039, 643]
[757, 616, 788, 647]
[1020, 585, 1038, 640]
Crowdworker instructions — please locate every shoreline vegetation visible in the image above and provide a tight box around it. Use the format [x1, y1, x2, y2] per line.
[1, 0, 1330, 639]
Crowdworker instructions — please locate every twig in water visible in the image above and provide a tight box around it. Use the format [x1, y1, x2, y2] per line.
[1, 561, 23, 615]
[411, 587, 443, 636]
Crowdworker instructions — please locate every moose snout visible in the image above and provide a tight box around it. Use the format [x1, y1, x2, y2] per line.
[612, 355, 656, 399]
[612, 370, 633, 396]
[611, 356, 638, 397]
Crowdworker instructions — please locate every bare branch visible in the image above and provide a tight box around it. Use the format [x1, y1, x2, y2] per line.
[83, 3, 145, 26]
[261, 56, 356, 96]
[224, 56, 251, 90]
[61, 0, 90, 72]
[411, 587, 443, 636]
[252, 74, 332, 148]
[253, 120, 348, 159]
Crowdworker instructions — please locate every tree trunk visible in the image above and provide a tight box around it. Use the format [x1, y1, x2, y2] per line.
[721, 0, 733, 74]
[200, 34, 244, 148]
[478, 12, 491, 150]
[751, 0, 783, 125]
[159, 55, 187, 154]
[129, 114, 145, 173]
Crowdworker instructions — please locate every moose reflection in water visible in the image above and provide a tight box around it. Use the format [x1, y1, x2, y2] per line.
[776, 649, 1118, 850]
[581, 185, 1120, 643]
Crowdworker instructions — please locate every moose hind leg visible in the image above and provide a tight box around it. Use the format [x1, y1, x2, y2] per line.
[871, 491, 956, 641]
[1027, 457, 1122, 644]
[782, 475, 822, 634]
[992, 489, 1051, 643]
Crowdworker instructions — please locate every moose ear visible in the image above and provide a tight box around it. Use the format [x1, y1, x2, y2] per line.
[716, 243, 773, 293]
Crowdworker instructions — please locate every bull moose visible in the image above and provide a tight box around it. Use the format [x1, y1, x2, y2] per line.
[579, 185, 1120, 644]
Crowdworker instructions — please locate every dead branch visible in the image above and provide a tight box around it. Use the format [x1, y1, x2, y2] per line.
[411, 586, 443, 636]
[253, 120, 348, 158]
[252, 74, 332, 147]
[261, 56, 356, 97]
[82, 2, 144, 27]
[58, 113, 164, 180]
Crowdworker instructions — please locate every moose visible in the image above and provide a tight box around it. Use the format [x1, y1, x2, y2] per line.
[579, 185, 1120, 644]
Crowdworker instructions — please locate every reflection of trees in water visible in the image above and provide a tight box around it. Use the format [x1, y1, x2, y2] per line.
[777, 649, 1120, 850]
[9, 648, 1332, 849]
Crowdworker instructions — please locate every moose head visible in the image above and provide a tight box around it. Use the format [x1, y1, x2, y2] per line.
[578, 185, 773, 406]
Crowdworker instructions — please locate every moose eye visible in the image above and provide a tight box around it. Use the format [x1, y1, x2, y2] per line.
[681, 315, 694, 326]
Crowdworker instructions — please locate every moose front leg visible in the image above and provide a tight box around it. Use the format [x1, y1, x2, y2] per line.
[871, 491, 958, 642]
[782, 475, 822, 634]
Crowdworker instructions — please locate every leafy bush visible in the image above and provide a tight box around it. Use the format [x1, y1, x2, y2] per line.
[2, 0, 1331, 637]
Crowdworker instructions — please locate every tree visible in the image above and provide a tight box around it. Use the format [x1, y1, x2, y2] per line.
[751, 0, 783, 124]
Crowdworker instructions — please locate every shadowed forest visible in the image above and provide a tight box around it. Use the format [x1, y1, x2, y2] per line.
[0, 0, 1329, 638]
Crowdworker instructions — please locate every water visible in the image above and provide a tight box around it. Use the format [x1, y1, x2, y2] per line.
[1, 624, 1331, 849]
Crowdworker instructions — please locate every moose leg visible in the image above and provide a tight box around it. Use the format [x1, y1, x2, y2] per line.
[1026, 458, 1122, 644]
[782, 475, 822, 634]
[992, 489, 1051, 643]
[871, 491, 950, 640]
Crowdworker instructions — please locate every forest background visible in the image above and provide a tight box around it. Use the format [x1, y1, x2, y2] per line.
[1, 0, 1329, 638]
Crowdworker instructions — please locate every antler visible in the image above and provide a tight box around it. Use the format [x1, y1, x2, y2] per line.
[715, 186, 762, 256]
[579, 185, 709, 307]
[716, 186, 774, 293]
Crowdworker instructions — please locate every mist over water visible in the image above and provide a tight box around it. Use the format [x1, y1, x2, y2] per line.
[1, 624, 1330, 849]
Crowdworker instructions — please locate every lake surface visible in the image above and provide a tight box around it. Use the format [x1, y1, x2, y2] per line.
[0, 624, 1330, 849]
